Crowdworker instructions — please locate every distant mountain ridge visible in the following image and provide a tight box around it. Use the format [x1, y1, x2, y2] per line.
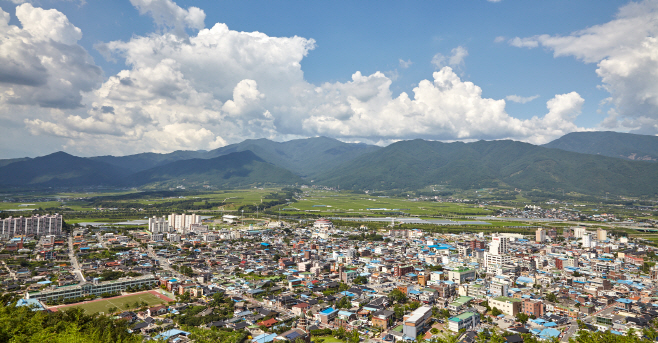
[130, 150, 302, 188]
[1, 133, 658, 196]
[88, 136, 380, 176]
[315, 139, 658, 196]
[0, 152, 128, 187]
[543, 131, 658, 162]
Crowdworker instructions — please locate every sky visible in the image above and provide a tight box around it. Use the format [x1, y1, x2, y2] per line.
[0, 0, 657, 158]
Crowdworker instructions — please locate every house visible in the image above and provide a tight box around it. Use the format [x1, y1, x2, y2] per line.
[275, 328, 309, 342]
[291, 303, 310, 316]
[146, 305, 168, 317]
[258, 318, 278, 329]
[372, 309, 395, 329]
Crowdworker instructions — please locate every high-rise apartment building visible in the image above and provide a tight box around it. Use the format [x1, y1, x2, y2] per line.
[582, 233, 592, 248]
[168, 213, 200, 233]
[573, 227, 587, 238]
[148, 216, 170, 234]
[0, 214, 63, 238]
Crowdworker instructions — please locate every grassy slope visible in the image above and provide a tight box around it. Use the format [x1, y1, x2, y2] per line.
[316, 139, 658, 196]
[130, 150, 303, 188]
[0, 152, 128, 187]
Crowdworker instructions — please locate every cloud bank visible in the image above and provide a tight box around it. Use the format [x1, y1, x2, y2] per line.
[509, 0, 658, 135]
[1, 0, 589, 156]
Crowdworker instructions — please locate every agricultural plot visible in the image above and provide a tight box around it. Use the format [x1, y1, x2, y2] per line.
[285, 190, 493, 217]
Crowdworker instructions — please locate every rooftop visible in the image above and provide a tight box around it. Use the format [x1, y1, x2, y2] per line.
[449, 312, 478, 322]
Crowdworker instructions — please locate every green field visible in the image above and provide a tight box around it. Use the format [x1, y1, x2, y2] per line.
[56, 292, 168, 314]
[284, 190, 493, 217]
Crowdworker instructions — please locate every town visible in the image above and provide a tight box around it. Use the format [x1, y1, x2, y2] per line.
[2, 207, 658, 343]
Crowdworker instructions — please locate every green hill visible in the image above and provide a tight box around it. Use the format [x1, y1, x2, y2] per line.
[203, 136, 380, 177]
[90, 150, 207, 173]
[89, 136, 379, 176]
[543, 131, 658, 162]
[316, 139, 658, 196]
[129, 150, 302, 188]
[0, 152, 127, 188]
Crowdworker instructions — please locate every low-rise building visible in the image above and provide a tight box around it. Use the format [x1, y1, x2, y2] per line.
[403, 306, 432, 338]
[489, 296, 522, 316]
[448, 312, 480, 332]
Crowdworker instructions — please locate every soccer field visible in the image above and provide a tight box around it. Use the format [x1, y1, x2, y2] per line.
[57, 292, 169, 315]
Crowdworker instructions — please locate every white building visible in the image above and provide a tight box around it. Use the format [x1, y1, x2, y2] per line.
[313, 219, 333, 229]
[148, 216, 170, 234]
[0, 214, 63, 238]
[403, 306, 432, 338]
[222, 215, 239, 224]
[448, 312, 480, 332]
[564, 256, 579, 268]
[489, 234, 509, 255]
[168, 213, 200, 233]
[583, 233, 592, 248]
[168, 233, 181, 242]
[485, 252, 511, 268]
[574, 227, 587, 238]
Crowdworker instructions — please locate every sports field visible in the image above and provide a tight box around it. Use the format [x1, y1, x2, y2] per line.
[50, 291, 173, 314]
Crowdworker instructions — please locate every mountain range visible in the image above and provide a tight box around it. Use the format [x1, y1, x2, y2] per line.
[543, 131, 658, 162]
[1, 132, 657, 196]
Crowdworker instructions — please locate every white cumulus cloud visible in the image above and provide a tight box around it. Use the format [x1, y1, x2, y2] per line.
[399, 59, 413, 68]
[0, 4, 101, 110]
[7, 0, 588, 157]
[432, 46, 468, 69]
[129, 0, 205, 37]
[509, 0, 658, 134]
[506, 94, 539, 104]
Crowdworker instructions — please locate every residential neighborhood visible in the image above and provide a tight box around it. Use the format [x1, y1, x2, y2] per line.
[3, 210, 658, 343]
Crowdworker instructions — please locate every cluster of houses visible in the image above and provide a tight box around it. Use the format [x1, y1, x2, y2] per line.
[3, 211, 658, 343]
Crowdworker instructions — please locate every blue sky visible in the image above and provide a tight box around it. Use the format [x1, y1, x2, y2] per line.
[0, 0, 655, 158]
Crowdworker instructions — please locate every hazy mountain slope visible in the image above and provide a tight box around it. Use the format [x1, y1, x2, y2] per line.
[316, 139, 658, 196]
[0, 157, 30, 168]
[129, 150, 302, 188]
[87, 136, 379, 176]
[543, 131, 658, 162]
[89, 150, 207, 173]
[204, 136, 381, 177]
[0, 152, 128, 187]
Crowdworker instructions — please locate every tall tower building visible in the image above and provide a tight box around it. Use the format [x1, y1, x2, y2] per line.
[573, 227, 587, 238]
[536, 228, 546, 243]
[597, 228, 607, 241]
[489, 234, 509, 255]
[582, 233, 592, 248]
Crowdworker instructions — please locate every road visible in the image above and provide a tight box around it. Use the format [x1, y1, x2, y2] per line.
[68, 234, 86, 284]
[561, 305, 615, 342]
[561, 322, 577, 342]
[147, 247, 187, 280]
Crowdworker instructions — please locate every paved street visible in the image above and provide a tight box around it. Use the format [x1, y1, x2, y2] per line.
[68, 234, 86, 285]
[147, 247, 187, 281]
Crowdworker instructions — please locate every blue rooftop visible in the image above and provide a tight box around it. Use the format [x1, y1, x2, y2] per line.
[320, 308, 338, 315]
[155, 329, 190, 340]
